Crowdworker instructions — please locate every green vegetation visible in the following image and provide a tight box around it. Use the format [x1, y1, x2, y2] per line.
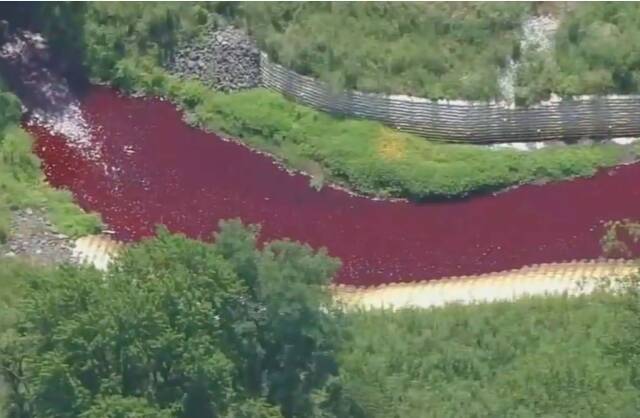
[517, 3, 640, 104]
[7, 3, 215, 80]
[0, 258, 48, 333]
[0, 221, 359, 418]
[82, 2, 216, 81]
[342, 292, 639, 418]
[0, 81, 100, 243]
[237, 2, 529, 101]
[2, 227, 640, 417]
[46, 2, 640, 106]
[238, 2, 640, 105]
[0, 258, 51, 416]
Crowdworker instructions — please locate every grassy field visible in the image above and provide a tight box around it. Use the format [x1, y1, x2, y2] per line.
[237, 2, 530, 101]
[238, 3, 640, 105]
[238, 3, 640, 106]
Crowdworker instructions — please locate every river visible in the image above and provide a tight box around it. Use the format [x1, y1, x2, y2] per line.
[3, 30, 640, 286]
[24, 86, 640, 286]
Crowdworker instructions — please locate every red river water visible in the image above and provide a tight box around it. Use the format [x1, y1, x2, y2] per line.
[24, 86, 640, 286]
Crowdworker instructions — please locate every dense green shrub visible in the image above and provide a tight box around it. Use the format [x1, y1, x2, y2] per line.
[0, 222, 346, 416]
[341, 292, 640, 418]
[0, 258, 51, 413]
[3, 245, 640, 417]
[238, 2, 529, 101]
[82, 2, 217, 80]
[516, 3, 640, 103]
[10, 3, 220, 80]
[0, 221, 359, 418]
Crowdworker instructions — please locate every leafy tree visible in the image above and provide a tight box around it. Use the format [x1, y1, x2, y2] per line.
[0, 220, 354, 418]
[224, 399, 284, 418]
[81, 395, 172, 418]
[82, 3, 215, 80]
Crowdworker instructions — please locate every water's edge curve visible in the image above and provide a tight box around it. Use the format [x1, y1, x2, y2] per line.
[74, 234, 638, 309]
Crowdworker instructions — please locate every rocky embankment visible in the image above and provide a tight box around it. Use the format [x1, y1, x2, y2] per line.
[167, 25, 261, 91]
[1, 209, 75, 264]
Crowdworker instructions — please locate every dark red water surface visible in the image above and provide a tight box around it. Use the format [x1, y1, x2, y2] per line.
[25, 87, 640, 286]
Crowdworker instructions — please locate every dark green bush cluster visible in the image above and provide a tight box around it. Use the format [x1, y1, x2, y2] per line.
[0, 221, 361, 418]
[0, 258, 50, 411]
[81, 3, 216, 81]
[517, 3, 640, 103]
[342, 292, 640, 417]
[5, 3, 214, 80]
[238, 2, 529, 101]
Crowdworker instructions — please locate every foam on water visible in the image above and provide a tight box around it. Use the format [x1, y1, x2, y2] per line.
[0, 30, 100, 161]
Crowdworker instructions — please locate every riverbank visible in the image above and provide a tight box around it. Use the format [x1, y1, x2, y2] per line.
[9, 4, 636, 200]
[0, 81, 101, 246]
[104, 57, 637, 200]
[0, 125, 101, 254]
[70, 233, 638, 309]
[1, 208, 76, 263]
